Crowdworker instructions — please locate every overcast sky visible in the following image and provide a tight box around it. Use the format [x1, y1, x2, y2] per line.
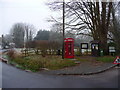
[1, 0, 116, 36]
[0, 0, 62, 36]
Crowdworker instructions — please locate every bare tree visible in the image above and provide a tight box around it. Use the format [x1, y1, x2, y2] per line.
[10, 23, 25, 48]
[111, 2, 120, 54]
[47, 0, 113, 55]
[10, 23, 36, 52]
[24, 24, 35, 43]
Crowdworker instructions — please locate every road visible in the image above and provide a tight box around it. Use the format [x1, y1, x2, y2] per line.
[1, 61, 119, 88]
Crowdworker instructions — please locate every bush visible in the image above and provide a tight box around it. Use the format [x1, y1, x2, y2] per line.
[12, 58, 27, 66]
[74, 50, 81, 56]
[25, 60, 43, 71]
[10, 55, 77, 71]
[7, 50, 15, 59]
[11, 56, 43, 71]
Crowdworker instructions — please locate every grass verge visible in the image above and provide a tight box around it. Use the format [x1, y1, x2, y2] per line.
[96, 56, 115, 62]
[9, 55, 76, 72]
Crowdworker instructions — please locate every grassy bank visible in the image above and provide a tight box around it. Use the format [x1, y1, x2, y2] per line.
[96, 56, 116, 62]
[75, 56, 115, 63]
[9, 55, 76, 72]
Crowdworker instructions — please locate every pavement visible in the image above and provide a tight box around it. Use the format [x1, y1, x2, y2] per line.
[38, 60, 117, 75]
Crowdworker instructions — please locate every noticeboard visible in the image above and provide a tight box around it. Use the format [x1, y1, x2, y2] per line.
[81, 43, 88, 49]
[92, 44, 99, 50]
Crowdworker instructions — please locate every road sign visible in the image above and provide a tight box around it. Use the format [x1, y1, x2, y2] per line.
[113, 56, 120, 64]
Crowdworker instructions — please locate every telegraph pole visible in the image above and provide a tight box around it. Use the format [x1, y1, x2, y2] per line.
[62, 0, 65, 59]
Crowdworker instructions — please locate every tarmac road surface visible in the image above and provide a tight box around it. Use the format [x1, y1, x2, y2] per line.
[1, 62, 119, 88]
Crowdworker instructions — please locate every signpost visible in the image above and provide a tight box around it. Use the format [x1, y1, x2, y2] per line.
[109, 46, 116, 56]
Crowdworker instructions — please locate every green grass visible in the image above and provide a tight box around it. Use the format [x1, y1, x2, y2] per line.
[76, 58, 88, 62]
[96, 56, 116, 62]
[2, 55, 9, 59]
[45, 59, 75, 70]
[9, 55, 76, 72]
[75, 56, 116, 63]
[75, 56, 95, 62]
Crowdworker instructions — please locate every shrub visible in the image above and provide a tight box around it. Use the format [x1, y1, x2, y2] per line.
[7, 50, 15, 59]
[12, 58, 27, 66]
[74, 50, 81, 56]
[10, 55, 77, 71]
[25, 60, 43, 71]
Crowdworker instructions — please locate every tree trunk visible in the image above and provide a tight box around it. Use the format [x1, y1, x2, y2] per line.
[100, 34, 108, 55]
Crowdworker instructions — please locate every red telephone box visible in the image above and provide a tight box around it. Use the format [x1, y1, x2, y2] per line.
[64, 38, 74, 58]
